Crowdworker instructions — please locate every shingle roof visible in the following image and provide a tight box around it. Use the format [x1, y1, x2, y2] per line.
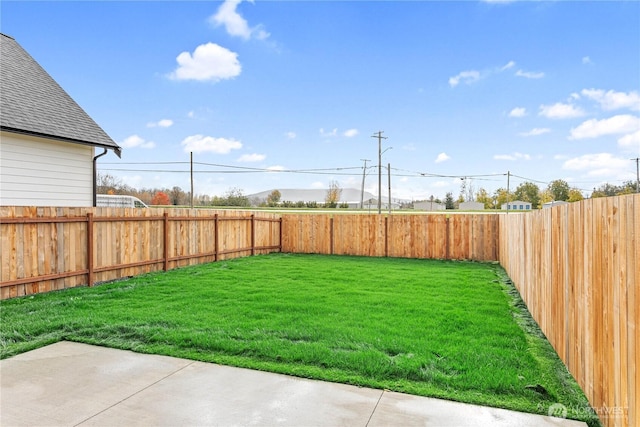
[0, 33, 121, 157]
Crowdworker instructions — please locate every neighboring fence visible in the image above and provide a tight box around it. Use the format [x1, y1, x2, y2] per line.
[499, 194, 639, 427]
[281, 213, 499, 261]
[0, 207, 282, 299]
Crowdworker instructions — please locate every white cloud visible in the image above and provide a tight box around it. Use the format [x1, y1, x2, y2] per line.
[238, 153, 265, 162]
[562, 153, 631, 177]
[187, 111, 195, 118]
[320, 128, 338, 137]
[494, 152, 531, 161]
[569, 115, 640, 140]
[519, 128, 551, 137]
[147, 119, 173, 128]
[539, 102, 585, 119]
[582, 56, 592, 65]
[449, 60, 524, 88]
[267, 165, 285, 172]
[618, 130, 640, 149]
[581, 89, 640, 111]
[210, 0, 269, 41]
[343, 129, 359, 138]
[120, 135, 155, 149]
[501, 60, 516, 71]
[515, 69, 545, 79]
[180, 134, 242, 154]
[169, 43, 241, 82]
[449, 70, 481, 87]
[435, 152, 450, 163]
[285, 131, 296, 139]
[508, 107, 527, 118]
[554, 154, 569, 160]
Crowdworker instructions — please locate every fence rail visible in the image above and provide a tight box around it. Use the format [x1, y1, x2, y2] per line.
[499, 194, 639, 427]
[0, 207, 281, 299]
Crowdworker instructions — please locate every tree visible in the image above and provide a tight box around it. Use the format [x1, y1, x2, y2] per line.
[568, 188, 584, 202]
[325, 181, 342, 208]
[548, 179, 570, 201]
[444, 192, 455, 210]
[514, 182, 541, 209]
[591, 181, 637, 198]
[476, 188, 493, 209]
[459, 178, 475, 202]
[493, 188, 510, 208]
[224, 187, 250, 207]
[96, 172, 119, 194]
[151, 191, 171, 205]
[539, 189, 554, 205]
[169, 186, 187, 206]
[266, 190, 281, 207]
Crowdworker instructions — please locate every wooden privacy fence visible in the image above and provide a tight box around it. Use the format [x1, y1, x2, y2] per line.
[0, 207, 282, 299]
[499, 194, 639, 427]
[281, 213, 499, 260]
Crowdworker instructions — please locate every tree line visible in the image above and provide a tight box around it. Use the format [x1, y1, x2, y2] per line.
[98, 173, 637, 209]
[415, 179, 637, 210]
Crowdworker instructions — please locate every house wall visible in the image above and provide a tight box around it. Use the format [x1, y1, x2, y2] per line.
[0, 131, 94, 207]
[414, 201, 446, 211]
[459, 201, 485, 210]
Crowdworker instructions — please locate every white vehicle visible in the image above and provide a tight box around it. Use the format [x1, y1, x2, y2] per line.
[96, 194, 148, 208]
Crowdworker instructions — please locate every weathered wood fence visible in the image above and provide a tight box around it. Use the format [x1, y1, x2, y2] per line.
[0, 207, 282, 299]
[499, 194, 639, 427]
[281, 213, 498, 260]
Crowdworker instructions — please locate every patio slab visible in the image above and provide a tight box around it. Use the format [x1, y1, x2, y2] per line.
[0, 341, 587, 427]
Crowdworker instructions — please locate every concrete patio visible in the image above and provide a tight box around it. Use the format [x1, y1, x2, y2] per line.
[0, 341, 586, 427]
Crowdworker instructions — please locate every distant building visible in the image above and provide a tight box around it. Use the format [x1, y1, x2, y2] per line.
[542, 201, 569, 209]
[414, 200, 446, 211]
[502, 201, 532, 211]
[459, 201, 485, 211]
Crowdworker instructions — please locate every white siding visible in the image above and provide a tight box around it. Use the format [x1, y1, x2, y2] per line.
[0, 131, 94, 206]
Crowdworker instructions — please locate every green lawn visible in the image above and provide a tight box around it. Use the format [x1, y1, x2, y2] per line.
[0, 253, 598, 426]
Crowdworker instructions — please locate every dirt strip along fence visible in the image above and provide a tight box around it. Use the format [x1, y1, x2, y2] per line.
[499, 194, 639, 427]
[0, 206, 282, 299]
[281, 213, 499, 261]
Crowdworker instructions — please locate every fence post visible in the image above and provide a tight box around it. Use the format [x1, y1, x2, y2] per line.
[163, 212, 169, 271]
[278, 217, 283, 253]
[214, 214, 219, 262]
[251, 214, 255, 256]
[445, 216, 450, 260]
[87, 212, 94, 287]
[384, 216, 389, 257]
[330, 217, 334, 255]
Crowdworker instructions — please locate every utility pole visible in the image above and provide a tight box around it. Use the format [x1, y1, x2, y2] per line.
[388, 162, 391, 215]
[371, 131, 388, 214]
[360, 159, 370, 209]
[190, 152, 194, 209]
[632, 157, 640, 193]
[506, 171, 511, 214]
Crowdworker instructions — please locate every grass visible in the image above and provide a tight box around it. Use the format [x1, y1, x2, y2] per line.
[0, 253, 599, 426]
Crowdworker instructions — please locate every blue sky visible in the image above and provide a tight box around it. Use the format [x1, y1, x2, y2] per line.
[3, 0, 639, 201]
